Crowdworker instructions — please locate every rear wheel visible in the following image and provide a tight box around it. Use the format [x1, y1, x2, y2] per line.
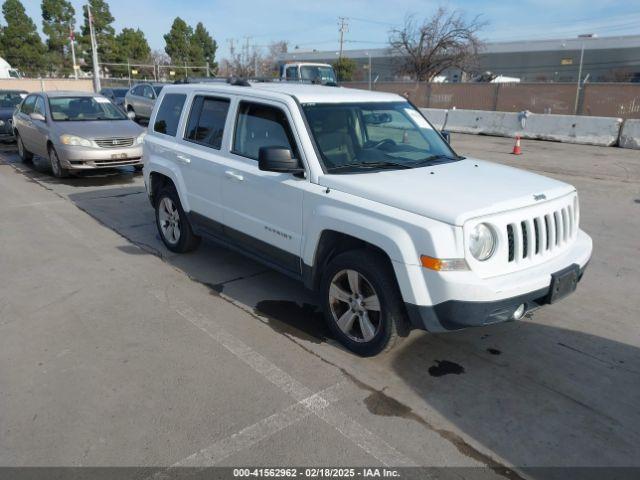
[155, 185, 200, 253]
[321, 250, 407, 356]
[17, 134, 33, 162]
[48, 146, 69, 178]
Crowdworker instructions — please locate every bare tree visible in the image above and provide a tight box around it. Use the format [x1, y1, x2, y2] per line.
[389, 8, 486, 81]
[219, 41, 264, 78]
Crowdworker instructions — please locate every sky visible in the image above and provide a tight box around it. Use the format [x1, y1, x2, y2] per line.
[15, 0, 640, 59]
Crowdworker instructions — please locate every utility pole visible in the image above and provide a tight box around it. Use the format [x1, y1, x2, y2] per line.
[338, 17, 349, 60]
[69, 26, 78, 80]
[366, 52, 372, 90]
[574, 43, 585, 114]
[86, 4, 101, 92]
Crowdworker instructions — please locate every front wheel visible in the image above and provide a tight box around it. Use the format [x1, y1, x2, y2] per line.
[321, 250, 407, 356]
[48, 146, 69, 178]
[155, 185, 200, 253]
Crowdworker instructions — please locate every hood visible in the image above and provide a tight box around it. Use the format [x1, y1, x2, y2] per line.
[0, 107, 16, 119]
[53, 120, 144, 140]
[319, 159, 574, 226]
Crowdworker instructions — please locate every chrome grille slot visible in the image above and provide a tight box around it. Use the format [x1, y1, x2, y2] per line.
[95, 137, 134, 148]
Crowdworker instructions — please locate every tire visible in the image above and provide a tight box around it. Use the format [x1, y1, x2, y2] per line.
[155, 185, 200, 253]
[16, 134, 33, 162]
[48, 146, 69, 178]
[134, 165, 144, 172]
[320, 250, 407, 356]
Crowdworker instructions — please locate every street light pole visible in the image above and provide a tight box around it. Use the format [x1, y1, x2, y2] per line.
[69, 27, 78, 80]
[368, 53, 372, 90]
[86, 4, 101, 92]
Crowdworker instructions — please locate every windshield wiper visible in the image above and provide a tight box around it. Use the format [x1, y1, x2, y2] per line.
[412, 154, 462, 166]
[327, 160, 413, 172]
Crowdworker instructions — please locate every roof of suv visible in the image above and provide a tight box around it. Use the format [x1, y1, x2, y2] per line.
[163, 82, 404, 104]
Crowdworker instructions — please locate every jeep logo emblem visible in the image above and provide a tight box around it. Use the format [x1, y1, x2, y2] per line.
[533, 193, 547, 201]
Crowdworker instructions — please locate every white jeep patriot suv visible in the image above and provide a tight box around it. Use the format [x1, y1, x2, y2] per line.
[143, 81, 592, 356]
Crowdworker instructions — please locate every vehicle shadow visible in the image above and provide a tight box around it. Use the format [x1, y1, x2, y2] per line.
[60, 184, 640, 472]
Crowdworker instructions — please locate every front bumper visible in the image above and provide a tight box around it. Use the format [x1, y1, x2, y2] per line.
[56, 144, 143, 170]
[405, 229, 592, 332]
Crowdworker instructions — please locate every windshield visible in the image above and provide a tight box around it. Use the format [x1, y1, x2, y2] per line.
[49, 96, 128, 121]
[0, 91, 26, 108]
[302, 101, 459, 173]
[300, 66, 336, 84]
[153, 85, 164, 96]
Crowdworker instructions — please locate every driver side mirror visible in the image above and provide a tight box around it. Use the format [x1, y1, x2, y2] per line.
[440, 130, 451, 144]
[30, 112, 45, 122]
[258, 147, 304, 174]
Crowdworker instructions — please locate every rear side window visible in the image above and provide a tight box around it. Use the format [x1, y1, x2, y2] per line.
[184, 96, 230, 149]
[153, 94, 186, 136]
[21, 96, 36, 114]
[233, 102, 299, 160]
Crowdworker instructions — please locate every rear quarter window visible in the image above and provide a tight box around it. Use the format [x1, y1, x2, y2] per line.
[153, 93, 187, 136]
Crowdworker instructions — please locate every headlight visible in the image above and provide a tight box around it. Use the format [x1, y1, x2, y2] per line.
[136, 132, 146, 145]
[0, 120, 4, 127]
[60, 134, 93, 147]
[469, 223, 496, 261]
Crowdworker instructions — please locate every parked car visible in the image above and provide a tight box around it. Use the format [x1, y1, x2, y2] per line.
[279, 62, 337, 85]
[124, 83, 165, 121]
[0, 89, 27, 142]
[100, 87, 129, 111]
[13, 91, 146, 177]
[143, 83, 592, 356]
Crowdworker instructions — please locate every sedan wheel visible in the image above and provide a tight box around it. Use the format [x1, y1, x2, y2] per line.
[328, 269, 381, 343]
[17, 135, 33, 162]
[49, 147, 68, 178]
[158, 197, 181, 245]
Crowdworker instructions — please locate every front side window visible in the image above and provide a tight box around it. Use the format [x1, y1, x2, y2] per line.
[233, 102, 298, 160]
[48, 96, 127, 121]
[21, 95, 36, 114]
[34, 97, 46, 116]
[143, 86, 155, 99]
[153, 93, 186, 136]
[184, 96, 230, 149]
[302, 101, 458, 173]
[132, 85, 142, 96]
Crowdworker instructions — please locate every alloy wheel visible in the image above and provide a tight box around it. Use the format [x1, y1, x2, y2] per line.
[158, 197, 181, 245]
[328, 269, 381, 343]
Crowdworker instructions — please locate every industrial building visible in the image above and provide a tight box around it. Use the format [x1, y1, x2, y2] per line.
[277, 34, 640, 83]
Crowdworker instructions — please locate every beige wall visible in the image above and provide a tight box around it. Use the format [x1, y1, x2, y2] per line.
[0, 78, 94, 93]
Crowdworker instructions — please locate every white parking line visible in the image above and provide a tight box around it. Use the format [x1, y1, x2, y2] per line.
[148, 288, 417, 467]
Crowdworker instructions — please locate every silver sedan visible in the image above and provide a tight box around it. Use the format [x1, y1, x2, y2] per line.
[13, 90, 146, 178]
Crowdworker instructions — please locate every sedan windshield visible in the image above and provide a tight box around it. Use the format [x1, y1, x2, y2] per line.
[49, 96, 127, 121]
[0, 91, 26, 108]
[302, 101, 459, 172]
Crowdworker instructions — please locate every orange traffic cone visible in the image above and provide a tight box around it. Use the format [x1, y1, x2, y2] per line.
[512, 135, 522, 155]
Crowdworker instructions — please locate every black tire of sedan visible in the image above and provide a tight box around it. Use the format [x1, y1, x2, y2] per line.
[321, 250, 406, 356]
[48, 146, 69, 178]
[155, 185, 200, 253]
[17, 134, 33, 162]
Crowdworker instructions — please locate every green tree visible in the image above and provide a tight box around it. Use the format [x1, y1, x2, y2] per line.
[190, 22, 217, 70]
[116, 28, 150, 61]
[41, 0, 75, 75]
[164, 17, 192, 66]
[79, 0, 116, 71]
[333, 57, 356, 82]
[0, 0, 46, 76]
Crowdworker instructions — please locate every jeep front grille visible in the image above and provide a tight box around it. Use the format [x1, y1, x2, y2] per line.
[95, 137, 134, 148]
[507, 200, 578, 263]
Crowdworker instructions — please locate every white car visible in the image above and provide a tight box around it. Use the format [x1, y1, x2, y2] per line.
[143, 82, 592, 356]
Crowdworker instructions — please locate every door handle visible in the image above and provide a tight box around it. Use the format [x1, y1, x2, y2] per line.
[225, 170, 244, 182]
[176, 154, 191, 165]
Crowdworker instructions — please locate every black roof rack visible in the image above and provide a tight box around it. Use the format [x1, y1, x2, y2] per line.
[173, 76, 339, 87]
